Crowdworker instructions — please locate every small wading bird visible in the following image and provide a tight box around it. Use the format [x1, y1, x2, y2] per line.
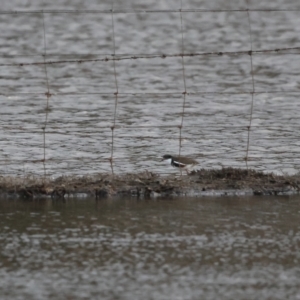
[161, 154, 198, 173]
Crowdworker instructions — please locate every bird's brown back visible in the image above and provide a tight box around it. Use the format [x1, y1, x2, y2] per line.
[172, 156, 198, 165]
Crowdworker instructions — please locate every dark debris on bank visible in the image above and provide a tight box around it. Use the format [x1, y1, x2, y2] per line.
[0, 168, 300, 200]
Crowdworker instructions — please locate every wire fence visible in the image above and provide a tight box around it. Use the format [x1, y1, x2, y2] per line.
[1, 6, 300, 177]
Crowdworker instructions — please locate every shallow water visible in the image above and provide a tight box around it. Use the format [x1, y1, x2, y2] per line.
[1, 0, 300, 176]
[0, 195, 300, 299]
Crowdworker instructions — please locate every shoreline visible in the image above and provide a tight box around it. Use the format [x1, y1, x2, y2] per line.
[0, 168, 299, 199]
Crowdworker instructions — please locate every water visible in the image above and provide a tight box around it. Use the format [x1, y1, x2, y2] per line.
[1, 0, 300, 176]
[0, 196, 300, 299]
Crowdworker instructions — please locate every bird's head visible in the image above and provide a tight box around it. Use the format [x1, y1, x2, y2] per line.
[161, 154, 173, 162]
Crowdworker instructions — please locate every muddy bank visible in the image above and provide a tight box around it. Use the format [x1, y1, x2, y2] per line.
[0, 168, 299, 199]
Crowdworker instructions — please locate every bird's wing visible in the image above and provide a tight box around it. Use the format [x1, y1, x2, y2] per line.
[172, 160, 186, 168]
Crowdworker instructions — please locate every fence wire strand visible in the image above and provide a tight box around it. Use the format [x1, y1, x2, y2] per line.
[42, 12, 51, 178]
[109, 5, 119, 175]
[245, 6, 256, 170]
[0, 8, 299, 14]
[0, 46, 299, 67]
[1, 90, 300, 96]
[178, 3, 187, 163]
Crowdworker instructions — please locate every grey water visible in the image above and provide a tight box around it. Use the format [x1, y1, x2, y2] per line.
[1, 195, 300, 299]
[1, 0, 300, 177]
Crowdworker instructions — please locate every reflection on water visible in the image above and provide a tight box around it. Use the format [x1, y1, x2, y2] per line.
[0, 196, 300, 299]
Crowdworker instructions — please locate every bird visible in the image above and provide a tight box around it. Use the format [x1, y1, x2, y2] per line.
[161, 154, 198, 173]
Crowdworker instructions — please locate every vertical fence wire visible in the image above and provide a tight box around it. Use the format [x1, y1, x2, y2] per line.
[42, 12, 51, 178]
[109, 5, 119, 175]
[245, 7, 255, 170]
[178, 1, 187, 161]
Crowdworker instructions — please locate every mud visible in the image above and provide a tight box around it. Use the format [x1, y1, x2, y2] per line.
[0, 168, 299, 200]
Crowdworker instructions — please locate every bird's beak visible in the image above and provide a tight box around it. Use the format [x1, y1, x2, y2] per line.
[160, 157, 164, 162]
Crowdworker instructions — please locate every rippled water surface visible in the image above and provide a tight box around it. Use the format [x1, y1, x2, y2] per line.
[1, 0, 300, 176]
[1, 196, 300, 299]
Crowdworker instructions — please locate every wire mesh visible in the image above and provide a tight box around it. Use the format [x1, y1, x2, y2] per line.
[0, 7, 300, 176]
